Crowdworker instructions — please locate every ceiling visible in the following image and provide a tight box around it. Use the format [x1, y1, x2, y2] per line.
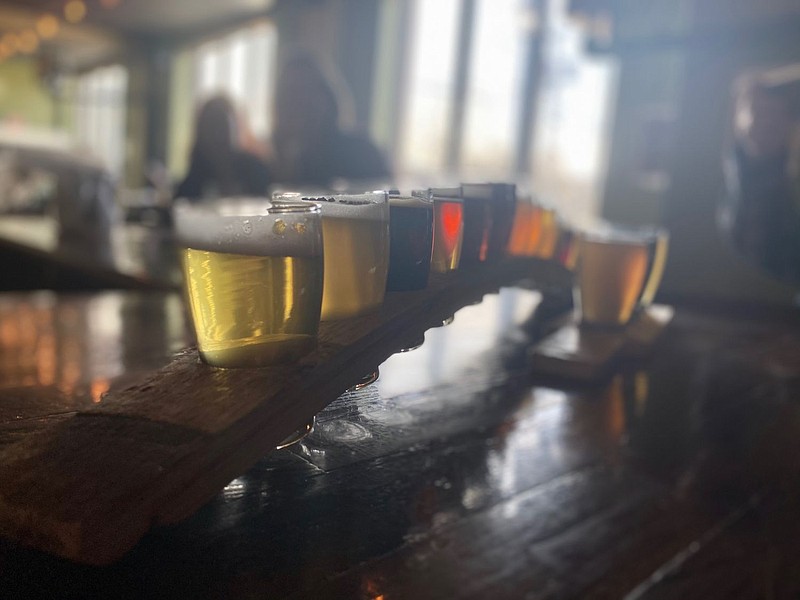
[0, 0, 274, 37]
[0, 0, 274, 69]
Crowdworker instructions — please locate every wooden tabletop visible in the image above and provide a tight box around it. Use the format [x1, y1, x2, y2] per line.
[0, 285, 799, 598]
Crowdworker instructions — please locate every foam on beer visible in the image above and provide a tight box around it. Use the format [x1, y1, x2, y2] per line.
[174, 200, 322, 258]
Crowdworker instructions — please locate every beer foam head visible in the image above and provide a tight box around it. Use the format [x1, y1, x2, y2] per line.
[174, 198, 323, 257]
[297, 191, 389, 221]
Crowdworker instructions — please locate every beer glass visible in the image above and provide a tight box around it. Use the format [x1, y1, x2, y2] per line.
[533, 208, 559, 259]
[175, 199, 324, 368]
[462, 183, 517, 262]
[413, 189, 464, 273]
[290, 191, 390, 320]
[576, 230, 650, 327]
[639, 228, 670, 308]
[387, 195, 434, 291]
[431, 186, 489, 267]
[507, 196, 543, 257]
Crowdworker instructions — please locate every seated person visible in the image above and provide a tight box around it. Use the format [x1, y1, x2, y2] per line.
[271, 54, 391, 187]
[175, 95, 270, 201]
[724, 79, 800, 283]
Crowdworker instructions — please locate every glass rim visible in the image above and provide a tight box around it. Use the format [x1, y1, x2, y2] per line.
[268, 200, 321, 215]
[274, 190, 388, 204]
[412, 189, 464, 203]
[173, 197, 319, 218]
[389, 193, 433, 206]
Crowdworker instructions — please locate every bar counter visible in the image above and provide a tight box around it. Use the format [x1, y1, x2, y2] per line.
[1, 287, 800, 598]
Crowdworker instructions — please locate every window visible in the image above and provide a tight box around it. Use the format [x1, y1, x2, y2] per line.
[531, 0, 616, 225]
[388, 0, 615, 221]
[72, 64, 128, 177]
[461, 0, 527, 177]
[399, 0, 461, 176]
[193, 21, 277, 139]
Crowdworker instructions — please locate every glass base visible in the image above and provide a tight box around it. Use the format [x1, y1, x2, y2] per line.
[398, 334, 425, 353]
[276, 416, 316, 450]
[349, 368, 380, 391]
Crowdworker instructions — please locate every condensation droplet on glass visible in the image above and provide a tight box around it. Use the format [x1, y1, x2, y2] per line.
[273, 219, 287, 235]
[294, 222, 307, 235]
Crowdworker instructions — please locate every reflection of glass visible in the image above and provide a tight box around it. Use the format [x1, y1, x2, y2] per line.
[276, 416, 315, 450]
[350, 368, 380, 391]
[387, 195, 434, 291]
[296, 192, 390, 320]
[576, 231, 649, 326]
[175, 200, 324, 367]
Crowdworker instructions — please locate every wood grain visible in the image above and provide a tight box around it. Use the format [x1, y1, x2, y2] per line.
[0, 257, 565, 564]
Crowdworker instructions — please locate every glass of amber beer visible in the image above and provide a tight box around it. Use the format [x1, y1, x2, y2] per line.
[639, 228, 670, 308]
[576, 229, 650, 327]
[286, 192, 390, 320]
[175, 199, 324, 368]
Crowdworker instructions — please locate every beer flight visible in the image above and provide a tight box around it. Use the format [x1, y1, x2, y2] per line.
[175, 184, 668, 369]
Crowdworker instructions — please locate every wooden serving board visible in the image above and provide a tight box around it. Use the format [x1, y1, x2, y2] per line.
[0, 258, 566, 565]
[528, 305, 675, 382]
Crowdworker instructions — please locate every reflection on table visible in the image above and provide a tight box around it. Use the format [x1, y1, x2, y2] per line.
[0, 288, 799, 598]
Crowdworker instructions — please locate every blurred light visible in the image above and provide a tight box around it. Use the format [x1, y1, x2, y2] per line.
[17, 29, 39, 54]
[36, 14, 60, 40]
[64, 0, 87, 24]
[100, 0, 121, 7]
[1, 33, 20, 56]
[519, 7, 539, 32]
[90, 378, 110, 403]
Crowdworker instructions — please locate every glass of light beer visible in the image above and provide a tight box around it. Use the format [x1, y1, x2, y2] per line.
[576, 229, 650, 327]
[290, 191, 390, 320]
[175, 199, 324, 367]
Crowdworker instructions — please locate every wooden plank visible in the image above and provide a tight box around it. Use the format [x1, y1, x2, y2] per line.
[0, 257, 568, 564]
[528, 305, 675, 382]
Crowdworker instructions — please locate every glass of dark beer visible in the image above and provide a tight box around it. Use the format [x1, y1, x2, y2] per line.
[462, 183, 517, 262]
[387, 194, 434, 291]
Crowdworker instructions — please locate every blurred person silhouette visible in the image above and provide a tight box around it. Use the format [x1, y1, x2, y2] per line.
[175, 95, 270, 201]
[271, 53, 391, 187]
[723, 78, 800, 282]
